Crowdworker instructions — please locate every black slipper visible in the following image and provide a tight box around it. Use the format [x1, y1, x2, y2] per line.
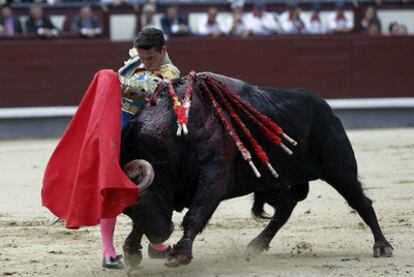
[102, 254, 125, 269]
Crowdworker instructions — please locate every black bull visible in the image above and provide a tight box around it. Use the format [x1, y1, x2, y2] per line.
[120, 72, 393, 268]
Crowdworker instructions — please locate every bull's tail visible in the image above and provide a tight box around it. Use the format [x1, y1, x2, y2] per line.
[251, 191, 273, 220]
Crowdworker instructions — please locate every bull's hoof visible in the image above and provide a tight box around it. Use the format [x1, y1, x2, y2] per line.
[373, 241, 393, 257]
[124, 249, 143, 270]
[246, 238, 269, 256]
[165, 253, 192, 267]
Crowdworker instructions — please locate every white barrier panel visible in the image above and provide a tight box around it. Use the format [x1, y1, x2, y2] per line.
[1, 98, 413, 119]
[110, 14, 137, 41]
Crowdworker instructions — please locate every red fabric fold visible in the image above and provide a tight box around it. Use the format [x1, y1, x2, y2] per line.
[42, 69, 140, 229]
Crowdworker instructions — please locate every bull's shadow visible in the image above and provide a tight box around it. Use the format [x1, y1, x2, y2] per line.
[120, 72, 393, 269]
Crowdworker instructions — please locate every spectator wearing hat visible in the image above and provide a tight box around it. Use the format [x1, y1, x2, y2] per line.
[71, 5, 103, 38]
[279, 2, 307, 34]
[0, 4, 23, 37]
[327, 1, 353, 34]
[26, 6, 59, 38]
[244, 1, 280, 36]
[304, 2, 329, 34]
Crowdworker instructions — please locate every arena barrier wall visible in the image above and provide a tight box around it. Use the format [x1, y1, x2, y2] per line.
[1, 35, 413, 138]
[1, 35, 414, 108]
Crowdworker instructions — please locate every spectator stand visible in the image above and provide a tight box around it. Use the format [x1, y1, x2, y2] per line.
[2, 2, 110, 39]
[2, 1, 414, 41]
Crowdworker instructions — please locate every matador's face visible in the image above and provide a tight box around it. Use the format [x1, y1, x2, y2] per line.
[137, 46, 166, 71]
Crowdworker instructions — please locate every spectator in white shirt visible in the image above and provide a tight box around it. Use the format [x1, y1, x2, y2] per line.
[222, 5, 249, 37]
[244, 1, 280, 36]
[327, 1, 353, 34]
[305, 2, 329, 35]
[198, 7, 225, 38]
[279, 2, 306, 34]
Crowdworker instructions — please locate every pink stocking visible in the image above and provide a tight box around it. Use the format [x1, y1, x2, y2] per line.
[100, 217, 117, 260]
[149, 242, 169, 251]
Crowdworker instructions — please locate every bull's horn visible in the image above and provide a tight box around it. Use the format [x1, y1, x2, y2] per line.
[124, 159, 155, 192]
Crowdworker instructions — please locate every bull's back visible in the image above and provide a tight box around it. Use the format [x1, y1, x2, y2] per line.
[209, 74, 346, 196]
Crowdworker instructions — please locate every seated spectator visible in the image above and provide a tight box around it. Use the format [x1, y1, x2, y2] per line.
[222, 5, 249, 37]
[26, 6, 59, 38]
[161, 6, 190, 38]
[361, 5, 381, 34]
[367, 22, 381, 36]
[398, 24, 408, 36]
[388, 22, 409, 36]
[71, 5, 103, 38]
[198, 7, 225, 38]
[304, 2, 328, 35]
[0, 4, 23, 37]
[327, 1, 353, 34]
[141, 3, 160, 30]
[388, 21, 399, 35]
[244, 1, 280, 36]
[279, 2, 306, 34]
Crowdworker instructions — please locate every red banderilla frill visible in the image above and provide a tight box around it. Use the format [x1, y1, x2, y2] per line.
[205, 78, 279, 178]
[210, 77, 297, 154]
[200, 79, 261, 178]
[167, 82, 188, 136]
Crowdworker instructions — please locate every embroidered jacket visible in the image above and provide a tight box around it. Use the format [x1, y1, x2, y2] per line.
[118, 48, 180, 114]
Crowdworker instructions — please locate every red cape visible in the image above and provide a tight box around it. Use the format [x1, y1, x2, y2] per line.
[42, 69, 139, 229]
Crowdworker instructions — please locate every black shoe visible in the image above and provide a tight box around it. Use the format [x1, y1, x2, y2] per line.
[148, 245, 172, 259]
[102, 255, 125, 269]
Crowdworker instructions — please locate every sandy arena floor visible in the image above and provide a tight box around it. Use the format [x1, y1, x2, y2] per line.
[0, 128, 413, 277]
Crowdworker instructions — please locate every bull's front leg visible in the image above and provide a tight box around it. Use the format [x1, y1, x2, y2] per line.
[165, 164, 228, 267]
[123, 221, 144, 270]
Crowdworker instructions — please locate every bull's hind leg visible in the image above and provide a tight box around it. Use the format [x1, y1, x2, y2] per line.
[326, 175, 393, 257]
[321, 118, 393, 257]
[247, 184, 308, 254]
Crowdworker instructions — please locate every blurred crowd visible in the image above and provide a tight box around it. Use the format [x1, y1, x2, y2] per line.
[0, 3, 103, 38]
[0, 0, 411, 38]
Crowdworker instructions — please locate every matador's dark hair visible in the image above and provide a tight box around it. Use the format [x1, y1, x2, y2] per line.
[133, 27, 165, 52]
